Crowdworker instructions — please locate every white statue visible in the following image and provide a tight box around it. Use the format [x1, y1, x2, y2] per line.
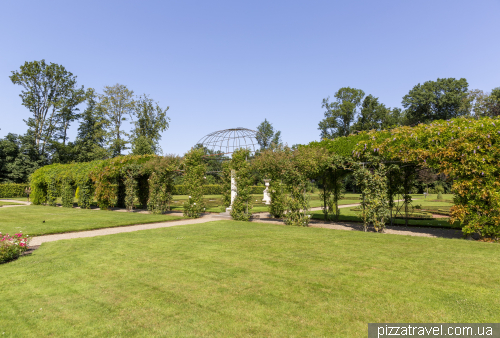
[226, 169, 237, 213]
[262, 179, 271, 205]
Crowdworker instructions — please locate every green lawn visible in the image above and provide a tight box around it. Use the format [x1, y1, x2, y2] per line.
[311, 204, 460, 229]
[0, 221, 498, 337]
[0, 205, 184, 236]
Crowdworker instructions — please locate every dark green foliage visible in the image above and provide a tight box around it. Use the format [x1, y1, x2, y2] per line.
[132, 95, 170, 154]
[61, 180, 75, 208]
[402, 78, 469, 125]
[131, 136, 154, 155]
[256, 119, 282, 150]
[351, 95, 403, 132]
[142, 156, 179, 214]
[77, 180, 93, 209]
[47, 178, 58, 207]
[73, 88, 108, 162]
[353, 160, 389, 232]
[0, 133, 44, 183]
[0, 183, 26, 198]
[268, 180, 285, 218]
[182, 149, 206, 218]
[228, 149, 253, 221]
[136, 175, 149, 209]
[318, 87, 365, 139]
[9, 60, 85, 159]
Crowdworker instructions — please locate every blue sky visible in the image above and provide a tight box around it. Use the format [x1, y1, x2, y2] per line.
[1, 0, 499, 155]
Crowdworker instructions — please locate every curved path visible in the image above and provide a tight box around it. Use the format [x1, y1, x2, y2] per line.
[28, 211, 463, 247]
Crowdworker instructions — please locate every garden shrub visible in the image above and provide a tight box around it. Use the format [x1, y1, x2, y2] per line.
[0, 233, 30, 264]
[0, 183, 26, 198]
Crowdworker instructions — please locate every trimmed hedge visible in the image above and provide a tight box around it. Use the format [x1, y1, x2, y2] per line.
[172, 185, 265, 195]
[0, 183, 27, 198]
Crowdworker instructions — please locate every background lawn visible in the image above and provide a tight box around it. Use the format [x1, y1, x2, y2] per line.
[0, 221, 498, 337]
[0, 205, 184, 236]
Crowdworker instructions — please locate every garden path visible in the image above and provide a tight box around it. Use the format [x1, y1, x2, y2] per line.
[0, 199, 31, 207]
[29, 209, 463, 247]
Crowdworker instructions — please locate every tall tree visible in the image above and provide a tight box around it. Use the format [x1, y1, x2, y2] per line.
[0, 132, 44, 183]
[100, 84, 135, 157]
[9, 60, 85, 158]
[318, 87, 365, 139]
[73, 88, 109, 162]
[131, 94, 170, 154]
[402, 78, 469, 125]
[352, 96, 405, 132]
[256, 119, 282, 150]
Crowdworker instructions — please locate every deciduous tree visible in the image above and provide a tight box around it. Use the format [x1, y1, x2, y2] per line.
[318, 87, 365, 139]
[9, 60, 85, 158]
[402, 78, 469, 124]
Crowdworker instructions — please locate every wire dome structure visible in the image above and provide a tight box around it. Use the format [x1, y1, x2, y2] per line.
[197, 128, 260, 157]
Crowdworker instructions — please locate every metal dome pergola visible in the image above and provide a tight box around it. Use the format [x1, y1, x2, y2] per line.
[196, 128, 260, 157]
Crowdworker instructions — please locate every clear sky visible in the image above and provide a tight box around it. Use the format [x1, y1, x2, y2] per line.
[1, 0, 499, 156]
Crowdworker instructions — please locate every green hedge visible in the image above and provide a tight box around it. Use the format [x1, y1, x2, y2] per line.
[0, 183, 27, 198]
[172, 185, 265, 195]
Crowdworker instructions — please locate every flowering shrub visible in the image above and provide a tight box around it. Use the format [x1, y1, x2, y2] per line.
[0, 233, 31, 264]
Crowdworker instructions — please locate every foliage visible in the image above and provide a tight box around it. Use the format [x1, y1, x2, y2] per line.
[131, 136, 155, 155]
[352, 161, 389, 232]
[61, 180, 74, 208]
[132, 94, 170, 154]
[355, 117, 500, 239]
[228, 149, 253, 221]
[99, 84, 135, 156]
[0, 133, 45, 183]
[0, 232, 30, 264]
[0, 183, 26, 198]
[123, 165, 139, 211]
[9, 59, 85, 158]
[142, 156, 180, 214]
[254, 146, 328, 225]
[402, 78, 469, 125]
[318, 87, 365, 139]
[73, 88, 109, 162]
[268, 180, 285, 218]
[182, 148, 206, 218]
[256, 119, 282, 150]
[351, 95, 403, 132]
[462, 88, 500, 118]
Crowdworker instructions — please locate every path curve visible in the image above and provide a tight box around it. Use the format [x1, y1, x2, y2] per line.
[29, 211, 463, 246]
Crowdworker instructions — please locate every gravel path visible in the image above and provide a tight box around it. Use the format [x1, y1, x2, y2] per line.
[0, 199, 31, 208]
[28, 211, 463, 246]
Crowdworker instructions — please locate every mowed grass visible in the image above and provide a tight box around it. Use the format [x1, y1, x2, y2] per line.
[0, 221, 498, 337]
[0, 205, 184, 236]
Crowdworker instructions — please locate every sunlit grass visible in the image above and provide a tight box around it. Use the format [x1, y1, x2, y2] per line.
[0, 221, 498, 337]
